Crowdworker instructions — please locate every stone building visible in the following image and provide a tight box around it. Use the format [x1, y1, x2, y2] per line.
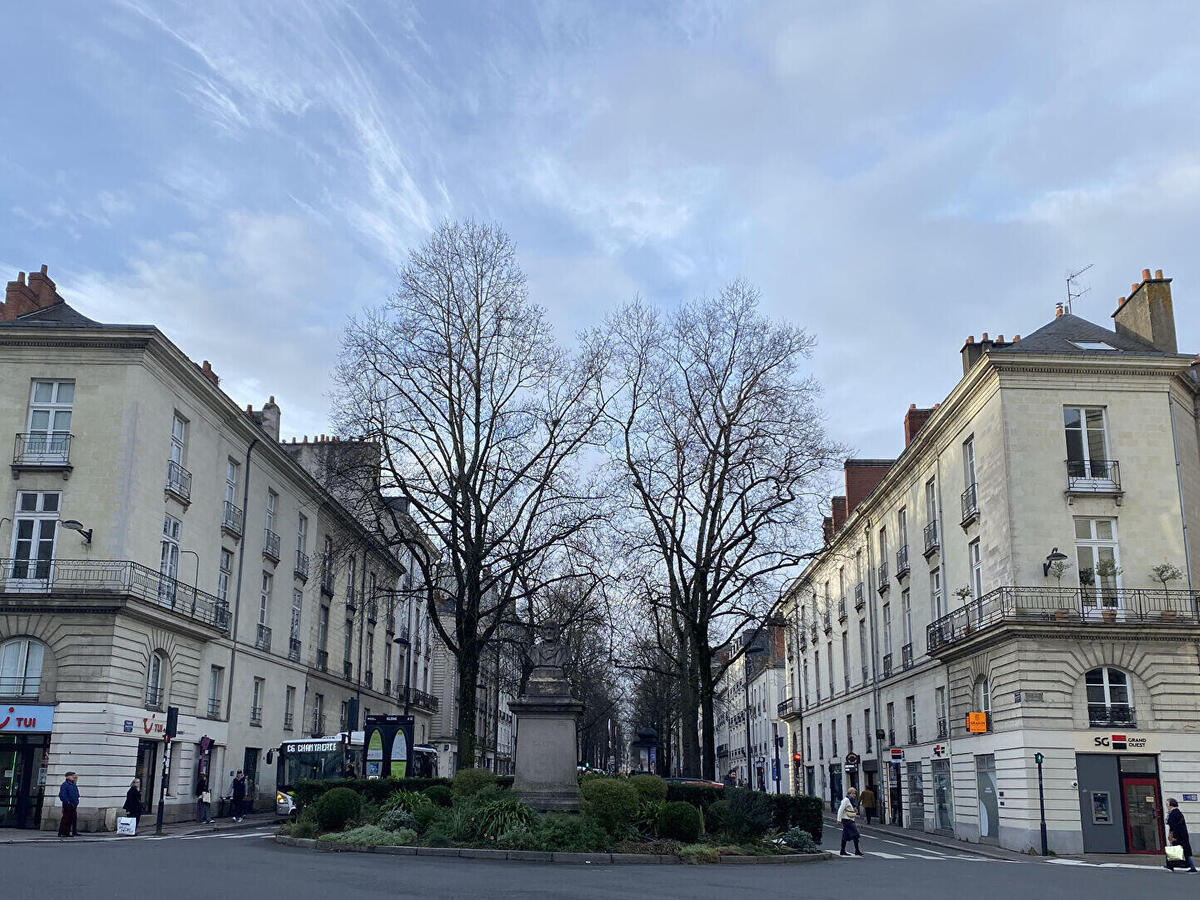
[779, 269, 1200, 856]
[0, 267, 416, 830]
[713, 623, 787, 790]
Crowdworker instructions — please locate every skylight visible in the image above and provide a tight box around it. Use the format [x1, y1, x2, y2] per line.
[1070, 341, 1119, 351]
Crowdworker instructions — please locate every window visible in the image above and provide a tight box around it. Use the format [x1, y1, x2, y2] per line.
[814, 650, 821, 700]
[975, 676, 991, 714]
[1064, 407, 1112, 479]
[858, 623, 868, 682]
[963, 436, 976, 488]
[878, 526, 887, 565]
[169, 413, 187, 465]
[266, 490, 278, 534]
[251, 678, 264, 726]
[313, 692, 324, 732]
[906, 695, 917, 744]
[25, 380, 73, 462]
[806, 726, 812, 760]
[864, 709, 872, 752]
[225, 460, 239, 507]
[0, 638, 44, 698]
[969, 541, 982, 599]
[146, 652, 165, 709]
[886, 702, 895, 744]
[8, 491, 59, 581]
[1074, 517, 1121, 607]
[297, 514, 308, 556]
[935, 686, 947, 736]
[846, 713, 854, 753]
[259, 572, 273, 625]
[284, 685, 296, 730]
[841, 642, 849, 691]
[217, 549, 233, 605]
[318, 606, 329, 652]
[925, 479, 937, 523]
[802, 661, 809, 706]
[159, 514, 181, 604]
[207, 666, 223, 717]
[344, 619, 354, 666]
[826, 641, 834, 694]
[931, 568, 943, 620]
[1086, 668, 1133, 725]
[898, 507, 907, 547]
[901, 589, 912, 645]
[290, 589, 303, 639]
[347, 555, 357, 602]
[340, 699, 350, 730]
[882, 603, 892, 656]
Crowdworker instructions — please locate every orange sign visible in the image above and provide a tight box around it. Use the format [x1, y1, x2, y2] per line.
[966, 712, 988, 734]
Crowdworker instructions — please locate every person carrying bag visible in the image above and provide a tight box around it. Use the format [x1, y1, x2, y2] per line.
[1165, 798, 1197, 872]
[837, 787, 863, 857]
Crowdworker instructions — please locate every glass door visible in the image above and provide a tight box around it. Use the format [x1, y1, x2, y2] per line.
[976, 754, 998, 840]
[932, 758, 954, 830]
[136, 740, 158, 814]
[1121, 777, 1163, 853]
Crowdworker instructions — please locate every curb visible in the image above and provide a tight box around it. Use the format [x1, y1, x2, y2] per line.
[275, 834, 833, 866]
[0, 816, 278, 845]
[827, 818, 1020, 861]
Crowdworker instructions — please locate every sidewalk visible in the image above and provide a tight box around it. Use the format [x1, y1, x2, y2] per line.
[1, 812, 277, 844]
[824, 815, 1027, 861]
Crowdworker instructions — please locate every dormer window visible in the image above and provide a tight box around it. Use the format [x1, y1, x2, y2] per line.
[1069, 341, 1117, 351]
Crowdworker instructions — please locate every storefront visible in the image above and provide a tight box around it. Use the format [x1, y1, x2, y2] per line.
[0, 705, 53, 829]
[1075, 733, 1164, 855]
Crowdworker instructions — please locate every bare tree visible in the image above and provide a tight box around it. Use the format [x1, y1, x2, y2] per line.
[332, 220, 608, 769]
[607, 281, 839, 780]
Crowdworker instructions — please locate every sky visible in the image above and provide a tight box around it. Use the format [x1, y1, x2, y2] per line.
[3, 1, 1200, 458]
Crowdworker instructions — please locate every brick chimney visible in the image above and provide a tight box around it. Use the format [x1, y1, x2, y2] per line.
[1113, 268, 1176, 353]
[831, 495, 848, 533]
[822, 516, 834, 545]
[198, 360, 220, 386]
[2, 265, 64, 321]
[845, 459, 894, 514]
[903, 404, 935, 446]
[260, 396, 281, 441]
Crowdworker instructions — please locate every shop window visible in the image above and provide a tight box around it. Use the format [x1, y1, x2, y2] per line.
[0, 638, 45, 698]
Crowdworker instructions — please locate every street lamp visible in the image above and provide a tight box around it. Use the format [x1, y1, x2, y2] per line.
[743, 640, 767, 790]
[1043, 548, 1069, 577]
[60, 519, 93, 544]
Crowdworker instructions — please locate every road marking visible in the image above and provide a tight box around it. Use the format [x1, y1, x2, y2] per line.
[867, 851, 906, 859]
[905, 853, 949, 860]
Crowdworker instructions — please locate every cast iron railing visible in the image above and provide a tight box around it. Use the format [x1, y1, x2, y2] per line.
[294, 551, 310, 581]
[13, 432, 71, 467]
[923, 521, 939, 555]
[263, 529, 281, 562]
[222, 501, 244, 537]
[961, 482, 978, 522]
[1066, 459, 1121, 493]
[896, 546, 910, 578]
[166, 459, 192, 501]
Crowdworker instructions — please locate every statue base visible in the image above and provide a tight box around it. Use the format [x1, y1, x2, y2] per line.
[510, 678, 584, 812]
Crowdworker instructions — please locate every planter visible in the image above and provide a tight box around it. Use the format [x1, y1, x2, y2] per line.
[1054, 609, 1071, 623]
[1160, 610, 1178, 624]
[1101, 609, 1117, 624]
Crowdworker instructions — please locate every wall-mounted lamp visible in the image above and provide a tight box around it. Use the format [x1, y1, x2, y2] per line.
[1042, 547, 1068, 577]
[61, 519, 93, 544]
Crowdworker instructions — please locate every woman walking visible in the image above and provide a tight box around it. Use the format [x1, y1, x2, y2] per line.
[837, 787, 863, 857]
[123, 778, 143, 824]
[196, 773, 213, 824]
[1166, 798, 1197, 872]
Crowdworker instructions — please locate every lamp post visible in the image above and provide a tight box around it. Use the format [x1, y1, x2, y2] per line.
[743, 640, 767, 790]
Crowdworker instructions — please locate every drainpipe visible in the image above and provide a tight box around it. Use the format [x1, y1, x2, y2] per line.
[865, 521, 884, 821]
[225, 438, 258, 786]
[355, 545, 367, 726]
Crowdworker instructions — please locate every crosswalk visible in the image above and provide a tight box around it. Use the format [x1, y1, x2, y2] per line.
[150, 828, 277, 842]
[823, 834, 1007, 864]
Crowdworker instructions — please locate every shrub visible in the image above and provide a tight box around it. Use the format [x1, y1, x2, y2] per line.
[412, 803, 443, 834]
[760, 794, 825, 842]
[474, 797, 537, 841]
[657, 801, 702, 843]
[678, 843, 719, 864]
[423, 784, 453, 807]
[628, 774, 668, 803]
[706, 799, 730, 833]
[383, 790, 433, 814]
[613, 838, 681, 856]
[354, 800, 381, 826]
[377, 808, 417, 833]
[446, 805, 483, 843]
[293, 776, 451, 810]
[634, 800, 666, 836]
[494, 827, 541, 851]
[452, 768, 497, 799]
[665, 782, 723, 812]
[712, 789, 772, 840]
[319, 824, 417, 846]
[781, 827, 818, 852]
[424, 825, 453, 847]
[534, 813, 610, 852]
[284, 819, 319, 839]
[315, 788, 362, 832]
[580, 778, 639, 835]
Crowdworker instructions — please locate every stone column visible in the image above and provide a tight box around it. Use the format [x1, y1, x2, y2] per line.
[510, 664, 583, 812]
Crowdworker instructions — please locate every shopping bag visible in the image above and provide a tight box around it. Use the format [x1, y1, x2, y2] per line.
[117, 817, 137, 836]
[201, 791, 212, 804]
[1166, 845, 1185, 862]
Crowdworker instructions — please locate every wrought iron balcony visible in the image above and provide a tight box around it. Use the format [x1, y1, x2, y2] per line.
[923, 521, 939, 557]
[908, 724, 918, 745]
[12, 432, 72, 472]
[343, 658, 354, 679]
[222, 501, 244, 538]
[877, 562, 889, 592]
[777, 697, 795, 718]
[1066, 458, 1121, 494]
[345, 588, 357, 612]
[854, 583, 865, 610]
[320, 560, 335, 597]
[315, 649, 328, 671]
[937, 717, 948, 740]
[283, 712, 294, 731]
[809, 623, 818, 643]
[1088, 704, 1136, 728]
[255, 623, 272, 652]
[837, 598, 847, 622]
[861, 664, 869, 683]
[926, 586, 1200, 654]
[310, 713, 326, 736]
[902, 642, 913, 669]
[401, 686, 439, 711]
[145, 686, 163, 711]
[822, 610, 832, 634]
[895, 545, 910, 579]
[394, 625, 410, 645]
[386, 613, 396, 634]
[294, 551, 310, 581]
[288, 637, 301, 662]
[249, 706, 263, 727]
[165, 459, 192, 502]
[367, 598, 378, 623]
[0, 557, 230, 630]
[263, 529, 281, 562]
[882, 653, 893, 678]
[960, 482, 979, 524]
[206, 698, 221, 719]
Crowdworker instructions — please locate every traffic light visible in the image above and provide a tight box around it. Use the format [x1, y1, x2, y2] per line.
[1034, 752, 1044, 765]
[792, 752, 802, 765]
[165, 706, 179, 738]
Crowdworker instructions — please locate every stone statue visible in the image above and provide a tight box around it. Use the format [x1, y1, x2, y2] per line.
[530, 623, 568, 672]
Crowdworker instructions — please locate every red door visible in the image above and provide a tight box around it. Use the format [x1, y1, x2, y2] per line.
[1120, 776, 1164, 854]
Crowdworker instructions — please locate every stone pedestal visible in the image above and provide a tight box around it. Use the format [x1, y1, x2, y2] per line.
[510, 666, 584, 812]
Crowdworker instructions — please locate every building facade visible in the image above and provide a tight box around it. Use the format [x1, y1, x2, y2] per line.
[0, 268, 422, 830]
[779, 269, 1200, 856]
[713, 624, 788, 790]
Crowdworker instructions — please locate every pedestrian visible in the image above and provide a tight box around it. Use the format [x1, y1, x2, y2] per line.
[230, 770, 247, 822]
[860, 786, 877, 825]
[123, 778, 143, 823]
[57, 772, 79, 837]
[1165, 797, 1197, 872]
[837, 787, 863, 857]
[196, 773, 213, 824]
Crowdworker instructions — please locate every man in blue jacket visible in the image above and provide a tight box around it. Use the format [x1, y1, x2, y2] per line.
[57, 772, 79, 837]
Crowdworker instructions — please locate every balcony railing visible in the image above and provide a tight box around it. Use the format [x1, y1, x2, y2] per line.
[222, 501, 244, 538]
[12, 432, 72, 470]
[284, 712, 294, 731]
[345, 589, 357, 612]
[926, 586, 1200, 653]
[288, 637, 301, 662]
[837, 598, 847, 622]
[882, 653, 893, 678]
[901, 642, 913, 669]
[961, 482, 979, 524]
[861, 664, 869, 683]
[316, 649, 328, 671]
[1066, 458, 1121, 494]
[937, 717, 948, 740]
[0, 557, 230, 630]
[294, 551, 310, 581]
[249, 706, 263, 727]
[1088, 704, 1136, 728]
[320, 561, 335, 597]
[206, 697, 221, 719]
[364, 669, 374, 689]
[263, 529, 281, 562]
[0, 676, 38, 699]
[310, 713, 326, 736]
[343, 659, 354, 679]
[165, 459, 192, 502]
[908, 724, 918, 745]
[367, 599, 378, 623]
[384, 677, 392, 696]
[145, 686, 163, 711]
[395, 625, 410, 645]
[401, 686, 439, 711]
[777, 697, 795, 718]
[923, 521, 939, 556]
[854, 583, 865, 610]
[386, 613, 396, 634]
[896, 546, 910, 578]
[877, 562, 889, 592]
[822, 610, 832, 633]
[255, 623, 272, 652]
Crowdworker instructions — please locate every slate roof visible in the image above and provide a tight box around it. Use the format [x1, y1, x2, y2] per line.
[0, 300, 154, 331]
[994, 312, 1165, 356]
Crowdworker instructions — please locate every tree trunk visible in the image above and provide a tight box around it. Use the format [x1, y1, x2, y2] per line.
[678, 672, 702, 777]
[699, 661, 717, 783]
[455, 647, 480, 772]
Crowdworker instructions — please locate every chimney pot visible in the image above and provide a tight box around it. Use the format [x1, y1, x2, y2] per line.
[1013, 334, 1020, 341]
[40, 264, 47, 275]
[981, 332, 989, 341]
[1142, 268, 1152, 281]
[268, 395, 276, 404]
[1132, 283, 1140, 294]
[246, 404, 253, 413]
[17, 272, 25, 284]
[1155, 269, 1164, 279]
[909, 403, 916, 410]
[966, 335, 974, 344]
[997, 334, 1004, 343]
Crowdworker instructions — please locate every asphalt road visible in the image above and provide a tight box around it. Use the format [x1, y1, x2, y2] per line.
[7, 827, 1197, 899]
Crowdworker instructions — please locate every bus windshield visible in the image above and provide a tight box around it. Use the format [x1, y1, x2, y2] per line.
[277, 739, 346, 790]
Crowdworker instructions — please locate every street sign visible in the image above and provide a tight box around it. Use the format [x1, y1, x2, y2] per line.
[771, 758, 780, 781]
[933, 744, 945, 757]
[890, 748, 904, 761]
[123, 720, 134, 733]
[966, 712, 988, 733]
[844, 752, 860, 771]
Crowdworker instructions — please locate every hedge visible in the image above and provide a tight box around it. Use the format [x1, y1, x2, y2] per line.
[659, 784, 823, 842]
[292, 774, 514, 810]
[664, 782, 724, 811]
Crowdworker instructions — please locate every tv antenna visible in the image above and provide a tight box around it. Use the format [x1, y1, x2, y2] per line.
[1065, 264, 1093, 315]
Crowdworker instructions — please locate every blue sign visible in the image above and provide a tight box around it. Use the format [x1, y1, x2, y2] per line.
[771, 758, 780, 781]
[123, 720, 134, 733]
[0, 705, 54, 733]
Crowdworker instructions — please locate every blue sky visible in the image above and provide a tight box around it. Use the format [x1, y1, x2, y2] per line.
[4, 1, 1200, 457]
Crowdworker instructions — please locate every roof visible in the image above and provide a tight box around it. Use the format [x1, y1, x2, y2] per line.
[0, 301, 106, 328]
[993, 312, 1165, 356]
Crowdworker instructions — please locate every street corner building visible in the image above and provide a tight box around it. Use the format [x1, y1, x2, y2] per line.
[777, 269, 1200, 856]
[0, 266, 444, 832]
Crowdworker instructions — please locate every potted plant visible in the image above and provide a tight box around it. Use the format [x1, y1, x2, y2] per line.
[1046, 558, 1073, 621]
[1151, 562, 1184, 622]
[954, 586, 975, 632]
[1094, 559, 1123, 622]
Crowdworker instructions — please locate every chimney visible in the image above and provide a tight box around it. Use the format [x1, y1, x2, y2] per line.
[199, 360, 220, 386]
[2, 266, 65, 321]
[1112, 268, 1176, 353]
[260, 396, 281, 442]
[904, 404, 935, 446]
[845, 459, 894, 514]
[831, 495, 848, 533]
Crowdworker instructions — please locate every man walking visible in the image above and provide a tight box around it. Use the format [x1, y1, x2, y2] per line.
[860, 786, 877, 825]
[230, 770, 247, 822]
[57, 772, 79, 837]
